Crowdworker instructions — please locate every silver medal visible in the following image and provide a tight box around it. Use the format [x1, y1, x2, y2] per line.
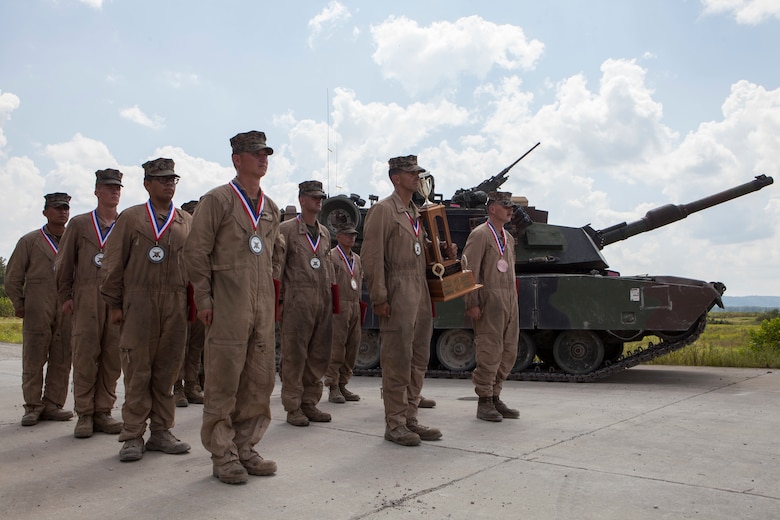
[310, 257, 321, 269]
[249, 234, 264, 255]
[497, 258, 509, 273]
[93, 251, 104, 268]
[350, 278, 358, 290]
[414, 242, 422, 256]
[148, 245, 165, 263]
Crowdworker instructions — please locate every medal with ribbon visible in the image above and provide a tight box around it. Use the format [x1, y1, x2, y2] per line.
[91, 210, 115, 267]
[406, 211, 422, 256]
[230, 180, 266, 255]
[488, 221, 509, 273]
[299, 216, 322, 269]
[145, 200, 175, 263]
[40, 226, 59, 255]
[337, 244, 358, 290]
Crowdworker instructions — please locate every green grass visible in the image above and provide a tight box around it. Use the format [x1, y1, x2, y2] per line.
[2, 312, 778, 369]
[633, 312, 780, 369]
[0, 318, 23, 344]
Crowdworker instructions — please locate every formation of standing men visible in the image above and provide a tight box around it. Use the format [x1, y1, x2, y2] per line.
[8, 134, 524, 482]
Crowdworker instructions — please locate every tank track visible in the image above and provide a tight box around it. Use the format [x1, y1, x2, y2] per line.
[352, 316, 707, 383]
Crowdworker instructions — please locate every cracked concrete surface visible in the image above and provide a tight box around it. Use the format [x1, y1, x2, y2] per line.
[0, 342, 777, 519]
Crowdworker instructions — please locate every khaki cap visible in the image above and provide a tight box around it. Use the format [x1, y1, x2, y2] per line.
[230, 131, 274, 155]
[299, 180, 326, 199]
[142, 158, 177, 178]
[488, 191, 514, 207]
[388, 155, 426, 174]
[95, 168, 124, 186]
[44, 192, 71, 208]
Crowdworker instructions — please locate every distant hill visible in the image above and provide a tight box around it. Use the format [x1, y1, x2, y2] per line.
[714, 295, 780, 312]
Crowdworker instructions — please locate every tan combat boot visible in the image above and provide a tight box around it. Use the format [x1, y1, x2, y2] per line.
[173, 382, 188, 407]
[213, 460, 248, 485]
[329, 385, 346, 404]
[184, 381, 204, 404]
[493, 396, 520, 419]
[93, 412, 123, 434]
[339, 384, 360, 401]
[21, 409, 41, 427]
[145, 430, 191, 454]
[240, 451, 277, 476]
[39, 402, 73, 421]
[119, 437, 145, 462]
[418, 396, 436, 408]
[74, 414, 94, 438]
[301, 403, 331, 422]
[384, 424, 421, 446]
[477, 396, 503, 422]
[286, 409, 310, 427]
[406, 417, 442, 441]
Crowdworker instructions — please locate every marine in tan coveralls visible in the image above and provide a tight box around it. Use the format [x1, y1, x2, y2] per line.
[325, 226, 363, 404]
[7, 193, 73, 426]
[184, 131, 280, 485]
[462, 191, 521, 422]
[361, 155, 449, 447]
[101, 158, 192, 462]
[174, 199, 205, 408]
[279, 180, 336, 427]
[56, 169, 124, 438]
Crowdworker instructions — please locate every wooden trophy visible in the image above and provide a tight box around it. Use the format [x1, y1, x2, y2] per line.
[417, 173, 482, 302]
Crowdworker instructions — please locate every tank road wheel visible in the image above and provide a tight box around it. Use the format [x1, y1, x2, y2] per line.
[436, 329, 477, 372]
[603, 340, 624, 364]
[552, 331, 605, 375]
[355, 330, 381, 370]
[512, 332, 537, 372]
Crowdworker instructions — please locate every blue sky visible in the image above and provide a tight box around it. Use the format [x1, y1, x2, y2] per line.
[1, 0, 779, 295]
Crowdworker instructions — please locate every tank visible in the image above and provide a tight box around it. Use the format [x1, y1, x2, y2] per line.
[318, 157, 774, 382]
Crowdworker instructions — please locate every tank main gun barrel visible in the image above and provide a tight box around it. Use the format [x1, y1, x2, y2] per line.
[593, 174, 774, 249]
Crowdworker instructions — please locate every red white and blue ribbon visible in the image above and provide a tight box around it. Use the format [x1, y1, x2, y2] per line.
[298, 215, 321, 253]
[487, 221, 506, 257]
[40, 226, 58, 254]
[230, 180, 265, 231]
[145, 200, 176, 242]
[405, 211, 420, 237]
[336, 244, 354, 276]
[91, 210, 115, 250]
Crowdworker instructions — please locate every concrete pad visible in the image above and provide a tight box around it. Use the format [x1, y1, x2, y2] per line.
[0, 343, 777, 519]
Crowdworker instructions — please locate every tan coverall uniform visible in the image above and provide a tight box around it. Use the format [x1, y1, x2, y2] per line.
[184, 183, 280, 465]
[324, 246, 363, 387]
[6, 227, 72, 414]
[361, 192, 432, 430]
[56, 211, 122, 417]
[462, 222, 519, 397]
[278, 218, 334, 411]
[100, 204, 191, 442]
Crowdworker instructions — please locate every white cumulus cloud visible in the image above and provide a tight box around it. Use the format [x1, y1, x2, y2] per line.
[307, 0, 352, 48]
[0, 91, 21, 153]
[700, 0, 780, 24]
[77, 0, 103, 9]
[371, 15, 544, 96]
[120, 105, 165, 130]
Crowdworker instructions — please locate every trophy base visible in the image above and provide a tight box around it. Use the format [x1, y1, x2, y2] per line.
[428, 270, 482, 303]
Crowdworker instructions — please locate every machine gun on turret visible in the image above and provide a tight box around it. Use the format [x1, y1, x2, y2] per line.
[451, 142, 540, 208]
